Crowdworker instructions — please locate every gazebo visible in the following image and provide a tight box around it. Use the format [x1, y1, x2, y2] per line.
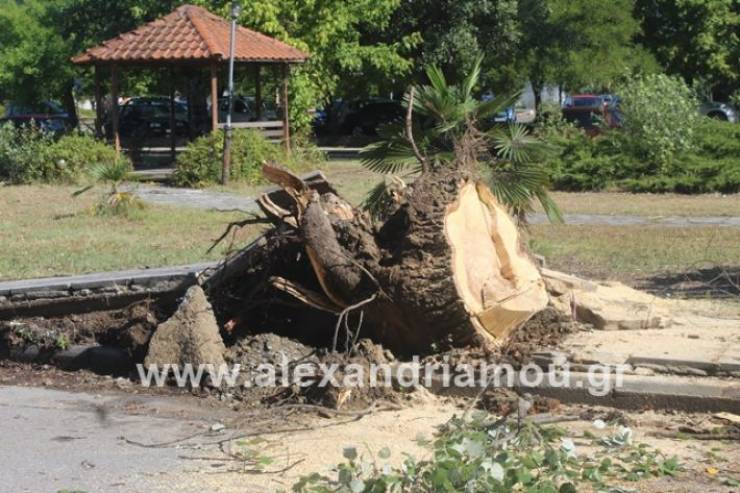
[72, 4, 309, 160]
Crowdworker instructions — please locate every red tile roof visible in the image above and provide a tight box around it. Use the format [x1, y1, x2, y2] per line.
[72, 5, 308, 65]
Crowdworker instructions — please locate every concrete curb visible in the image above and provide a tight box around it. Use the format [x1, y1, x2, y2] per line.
[0, 262, 218, 319]
[0, 262, 217, 298]
[425, 370, 740, 413]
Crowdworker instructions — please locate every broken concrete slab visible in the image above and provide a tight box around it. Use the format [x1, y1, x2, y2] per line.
[549, 280, 672, 330]
[145, 286, 226, 369]
[561, 322, 740, 377]
[544, 270, 740, 333]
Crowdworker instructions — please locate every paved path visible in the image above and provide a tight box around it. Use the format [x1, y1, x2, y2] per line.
[132, 184, 259, 213]
[130, 184, 740, 228]
[528, 212, 740, 228]
[0, 386, 233, 493]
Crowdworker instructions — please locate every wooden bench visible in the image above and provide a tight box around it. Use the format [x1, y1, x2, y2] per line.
[217, 120, 285, 141]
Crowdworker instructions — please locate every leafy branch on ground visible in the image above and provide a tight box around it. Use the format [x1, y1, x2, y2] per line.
[290, 413, 680, 492]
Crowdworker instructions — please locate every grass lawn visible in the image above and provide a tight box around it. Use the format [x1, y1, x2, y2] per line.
[3, 160, 739, 294]
[0, 185, 261, 280]
[534, 191, 740, 217]
[529, 224, 740, 284]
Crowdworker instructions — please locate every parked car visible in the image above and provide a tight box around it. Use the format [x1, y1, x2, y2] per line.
[214, 96, 279, 123]
[106, 97, 188, 138]
[341, 99, 405, 135]
[515, 107, 537, 124]
[0, 101, 74, 133]
[562, 94, 621, 130]
[481, 93, 517, 124]
[699, 102, 738, 123]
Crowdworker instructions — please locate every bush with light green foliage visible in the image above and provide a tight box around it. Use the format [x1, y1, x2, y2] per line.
[0, 123, 123, 184]
[616, 74, 699, 170]
[174, 129, 322, 187]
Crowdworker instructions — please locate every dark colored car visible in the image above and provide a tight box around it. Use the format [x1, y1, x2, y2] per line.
[107, 97, 189, 138]
[481, 93, 517, 125]
[562, 94, 621, 131]
[341, 100, 405, 135]
[0, 101, 74, 133]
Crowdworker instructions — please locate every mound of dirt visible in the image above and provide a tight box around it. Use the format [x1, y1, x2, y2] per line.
[224, 333, 397, 410]
[500, 307, 589, 364]
[226, 333, 319, 371]
[422, 307, 588, 369]
[0, 301, 163, 363]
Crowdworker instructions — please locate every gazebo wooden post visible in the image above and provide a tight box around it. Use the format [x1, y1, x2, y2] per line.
[110, 64, 121, 155]
[254, 63, 262, 120]
[281, 63, 291, 154]
[210, 63, 219, 132]
[94, 64, 103, 139]
[185, 74, 194, 140]
[169, 67, 177, 164]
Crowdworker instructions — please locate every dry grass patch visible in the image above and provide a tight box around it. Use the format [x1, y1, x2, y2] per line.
[0, 185, 260, 280]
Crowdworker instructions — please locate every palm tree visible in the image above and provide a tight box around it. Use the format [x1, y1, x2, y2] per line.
[360, 59, 562, 223]
[73, 160, 143, 216]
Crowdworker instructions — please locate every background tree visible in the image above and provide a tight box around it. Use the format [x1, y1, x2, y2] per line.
[0, 1, 74, 116]
[550, 0, 656, 91]
[386, 0, 520, 89]
[635, 0, 740, 100]
[517, 0, 655, 113]
[200, 0, 418, 132]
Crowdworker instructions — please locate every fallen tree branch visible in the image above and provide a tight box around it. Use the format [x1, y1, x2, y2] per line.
[207, 214, 272, 254]
[269, 276, 342, 313]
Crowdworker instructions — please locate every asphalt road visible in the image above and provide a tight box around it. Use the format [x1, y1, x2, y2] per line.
[0, 385, 232, 493]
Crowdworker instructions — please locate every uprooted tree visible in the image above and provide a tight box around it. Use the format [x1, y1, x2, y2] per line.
[205, 61, 560, 355]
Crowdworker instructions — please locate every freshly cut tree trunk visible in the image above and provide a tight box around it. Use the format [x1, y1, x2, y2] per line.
[209, 165, 548, 355]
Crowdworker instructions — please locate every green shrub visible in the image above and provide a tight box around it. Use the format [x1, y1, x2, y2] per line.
[0, 122, 123, 184]
[0, 122, 53, 182]
[545, 119, 740, 194]
[48, 133, 123, 182]
[693, 119, 740, 159]
[617, 74, 699, 170]
[174, 129, 320, 187]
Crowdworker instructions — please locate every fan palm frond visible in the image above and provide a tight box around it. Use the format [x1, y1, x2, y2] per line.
[491, 124, 546, 164]
[359, 61, 562, 225]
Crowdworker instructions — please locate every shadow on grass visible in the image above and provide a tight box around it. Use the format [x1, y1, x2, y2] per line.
[637, 265, 740, 299]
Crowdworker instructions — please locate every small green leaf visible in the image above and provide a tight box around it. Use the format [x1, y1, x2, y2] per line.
[349, 479, 365, 493]
[559, 483, 576, 493]
[378, 447, 391, 459]
[343, 447, 358, 461]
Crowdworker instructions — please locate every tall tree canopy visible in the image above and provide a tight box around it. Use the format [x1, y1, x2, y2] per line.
[386, 0, 521, 88]
[517, 0, 655, 110]
[200, 0, 419, 129]
[635, 0, 740, 99]
[0, 1, 72, 104]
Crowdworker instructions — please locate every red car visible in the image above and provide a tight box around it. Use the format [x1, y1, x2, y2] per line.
[562, 94, 621, 134]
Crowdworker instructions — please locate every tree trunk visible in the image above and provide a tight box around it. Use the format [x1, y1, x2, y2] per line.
[61, 82, 79, 130]
[207, 165, 549, 355]
[532, 80, 543, 117]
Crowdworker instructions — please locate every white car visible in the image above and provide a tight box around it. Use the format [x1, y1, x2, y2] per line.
[699, 102, 738, 123]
